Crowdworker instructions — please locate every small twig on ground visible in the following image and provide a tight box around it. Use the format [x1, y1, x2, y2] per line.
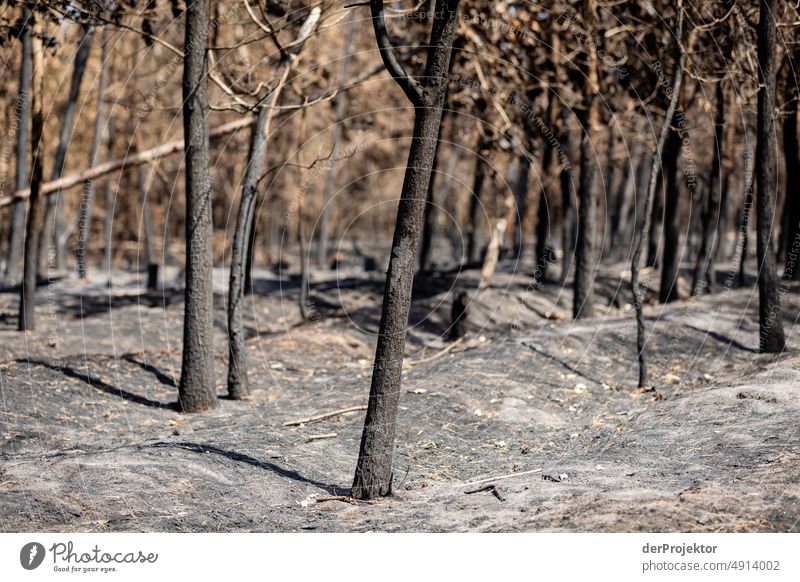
[305, 433, 337, 442]
[457, 467, 542, 488]
[283, 404, 367, 427]
[316, 495, 359, 504]
[404, 337, 466, 368]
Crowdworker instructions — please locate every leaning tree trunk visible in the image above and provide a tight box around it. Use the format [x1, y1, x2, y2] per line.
[573, 0, 600, 319]
[77, 26, 109, 279]
[227, 7, 319, 399]
[630, 1, 685, 388]
[352, 0, 461, 500]
[227, 107, 270, 400]
[782, 94, 800, 280]
[755, 0, 786, 353]
[179, 0, 219, 412]
[6, 3, 33, 284]
[18, 32, 45, 331]
[658, 106, 683, 304]
[39, 25, 94, 276]
[692, 82, 726, 294]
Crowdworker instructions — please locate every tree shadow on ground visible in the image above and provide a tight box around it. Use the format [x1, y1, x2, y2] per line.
[21, 359, 176, 409]
[149, 441, 348, 495]
[121, 354, 179, 387]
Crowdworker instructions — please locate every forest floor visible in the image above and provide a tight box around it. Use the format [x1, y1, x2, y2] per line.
[1, 255, 799, 532]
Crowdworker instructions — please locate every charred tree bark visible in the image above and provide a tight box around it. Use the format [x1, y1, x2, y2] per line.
[658, 109, 683, 304]
[755, 0, 786, 353]
[352, 0, 461, 500]
[466, 146, 488, 265]
[573, 0, 600, 319]
[6, 3, 33, 284]
[39, 25, 94, 276]
[102, 132, 115, 278]
[515, 153, 531, 262]
[227, 108, 269, 400]
[77, 26, 109, 279]
[692, 82, 726, 294]
[179, 0, 218, 412]
[418, 112, 447, 272]
[782, 96, 800, 280]
[18, 32, 45, 331]
[630, 2, 685, 387]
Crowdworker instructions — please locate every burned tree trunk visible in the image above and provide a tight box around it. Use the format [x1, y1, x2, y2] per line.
[755, 0, 786, 353]
[692, 82, 726, 294]
[466, 140, 489, 265]
[227, 91, 269, 401]
[782, 95, 800, 280]
[658, 105, 683, 304]
[515, 153, 531, 262]
[630, 2, 685, 387]
[39, 25, 94, 276]
[6, 3, 33, 284]
[179, 0, 219, 412]
[573, 0, 600, 319]
[352, 0, 461, 500]
[18, 31, 45, 331]
[76, 26, 109, 279]
[418, 113, 447, 272]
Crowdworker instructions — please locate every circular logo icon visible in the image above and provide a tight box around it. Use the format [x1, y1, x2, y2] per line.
[20, 542, 46, 570]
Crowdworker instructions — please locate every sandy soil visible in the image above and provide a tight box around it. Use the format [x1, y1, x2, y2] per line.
[1, 258, 798, 532]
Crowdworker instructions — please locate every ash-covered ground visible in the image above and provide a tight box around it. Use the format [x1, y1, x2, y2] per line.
[1, 256, 798, 532]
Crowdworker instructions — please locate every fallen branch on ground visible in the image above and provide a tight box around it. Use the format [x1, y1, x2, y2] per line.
[283, 404, 367, 427]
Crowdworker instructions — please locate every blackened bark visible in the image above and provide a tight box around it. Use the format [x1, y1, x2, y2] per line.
[352, 0, 461, 500]
[466, 144, 488, 265]
[631, 3, 685, 387]
[102, 132, 115, 278]
[419, 113, 447, 271]
[782, 97, 800, 279]
[692, 82, 726, 294]
[573, 0, 600, 319]
[755, 0, 786, 353]
[514, 154, 531, 262]
[179, 0, 219, 412]
[39, 25, 95, 276]
[6, 3, 33, 284]
[658, 117, 683, 303]
[19, 33, 45, 331]
[77, 26, 109, 279]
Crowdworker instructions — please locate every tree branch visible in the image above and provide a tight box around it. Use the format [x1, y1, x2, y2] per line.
[370, 0, 423, 105]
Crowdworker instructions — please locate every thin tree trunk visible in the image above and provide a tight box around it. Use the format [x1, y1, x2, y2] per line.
[516, 153, 532, 262]
[573, 0, 600, 319]
[630, 2, 685, 387]
[39, 25, 95, 276]
[317, 11, 356, 269]
[658, 106, 684, 304]
[179, 0, 218, 412]
[18, 32, 45, 331]
[298, 207, 309, 320]
[6, 3, 33, 284]
[466, 146, 488, 265]
[755, 0, 786, 353]
[782, 95, 800, 280]
[611, 141, 641, 255]
[419, 111, 448, 271]
[227, 7, 318, 399]
[352, 0, 461, 500]
[77, 26, 109, 279]
[715, 99, 736, 263]
[227, 107, 269, 399]
[692, 82, 726, 294]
